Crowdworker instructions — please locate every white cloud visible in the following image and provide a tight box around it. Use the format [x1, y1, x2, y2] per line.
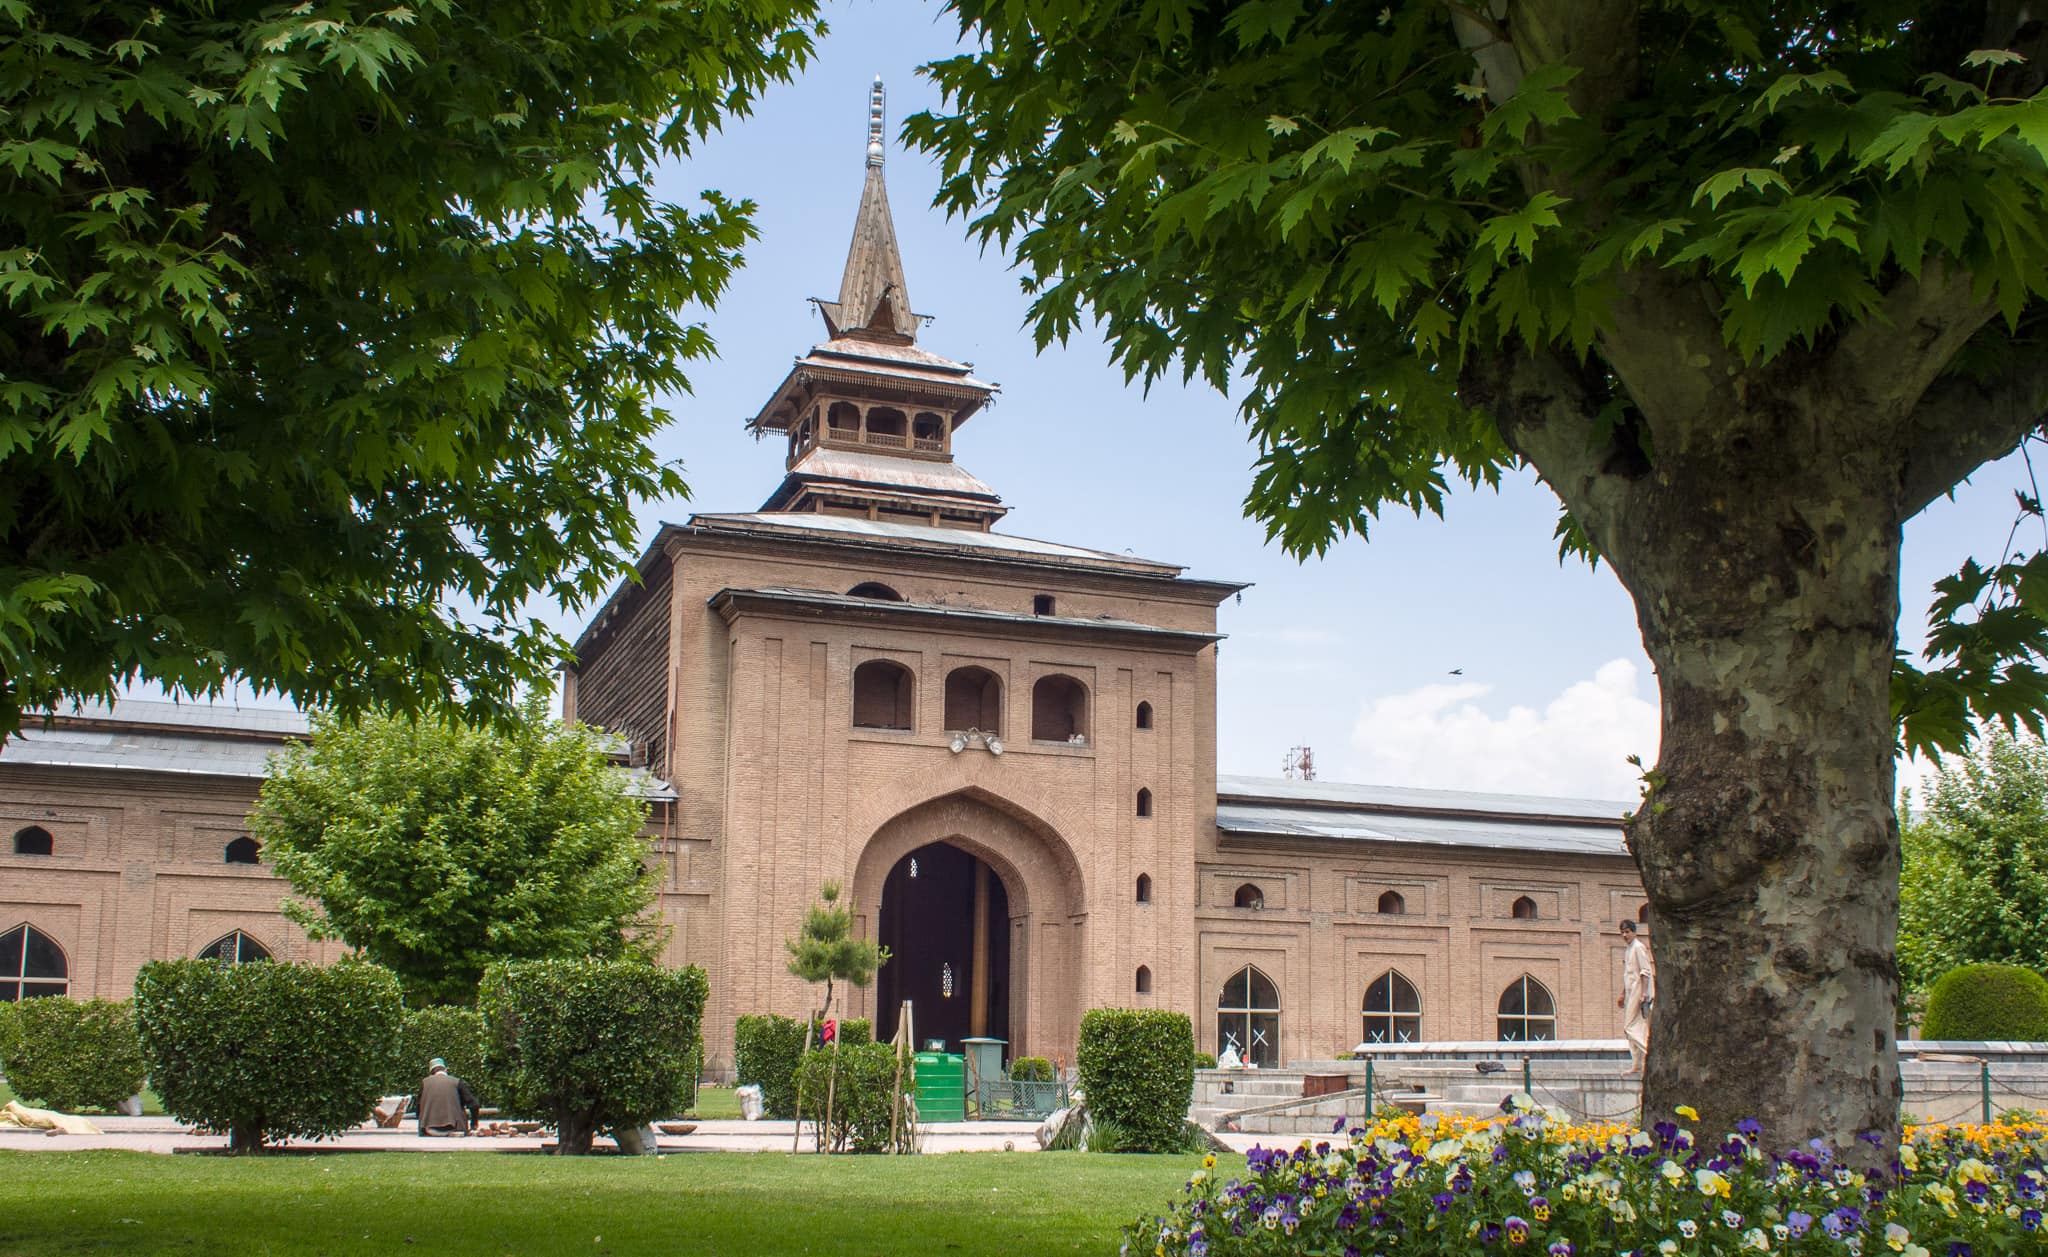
[1345, 659, 1659, 801]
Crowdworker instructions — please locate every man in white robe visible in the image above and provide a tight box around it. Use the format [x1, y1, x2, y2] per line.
[1617, 919, 1655, 1076]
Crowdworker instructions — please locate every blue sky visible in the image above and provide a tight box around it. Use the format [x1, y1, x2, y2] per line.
[155, 1, 2025, 801]
[542, 0, 2023, 800]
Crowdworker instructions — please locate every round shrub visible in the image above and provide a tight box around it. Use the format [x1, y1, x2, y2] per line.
[1010, 1055, 1054, 1082]
[480, 959, 707, 1154]
[1921, 962, 2048, 1041]
[792, 1041, 914, 1153]
[0, 998, 146, 1112]
[733, 1013, 873, 1119]
[1192, 1051, 1218, 1070]
[383, 1005, 491, 1102]
[1077, 1007, 1195, 1153]
[134, 958, 403, 1152]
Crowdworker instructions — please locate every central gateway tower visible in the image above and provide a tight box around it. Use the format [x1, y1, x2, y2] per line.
[563, 79, 1241, 1076]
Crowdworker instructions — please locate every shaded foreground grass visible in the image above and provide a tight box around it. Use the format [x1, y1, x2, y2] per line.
[0, 1148, 1215, 1256]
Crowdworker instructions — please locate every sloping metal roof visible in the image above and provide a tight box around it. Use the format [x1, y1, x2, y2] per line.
[688, 511, 1192, 575]
[772, 447, 1001, 502]
[1216, 774, 1630, 858]
[1, 701, 677, 801]
[1218, 774, 1630, 823]
[1216, 800, 1628, 858]
[30, 697, 311, 737]
[3, 723, 285, 779]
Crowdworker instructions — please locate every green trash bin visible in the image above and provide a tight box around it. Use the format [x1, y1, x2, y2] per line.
[913, 1051, 965, 1122]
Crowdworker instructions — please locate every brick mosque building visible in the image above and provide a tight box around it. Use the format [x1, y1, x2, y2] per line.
[0, 84, 1650, 1079]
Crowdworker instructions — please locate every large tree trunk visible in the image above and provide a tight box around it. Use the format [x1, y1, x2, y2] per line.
[1607, 432, 1906, 1153]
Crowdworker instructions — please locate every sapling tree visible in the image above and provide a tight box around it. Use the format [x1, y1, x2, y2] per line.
[786, 881, 888, 1031]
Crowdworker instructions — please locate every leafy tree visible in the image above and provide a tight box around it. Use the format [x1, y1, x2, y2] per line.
[786, 881, 888, 1030]
[0, 0, 821, 736]
[910, 2, 2048, 1145]
[478, 959, 707, 1155]
[1900, 736, 2048, 998]
[252, 697, 660, 1005]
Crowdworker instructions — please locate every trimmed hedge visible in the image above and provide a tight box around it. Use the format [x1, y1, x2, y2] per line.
[0, 998, 147, 1112]
[1010, 1055, 1054, 1082]
[1922, 963, 2048, 1041]
[1077, 1007, 1195, 1153]
[383, 1005, 491, 1102]
[1192, 1051, 1218, 1070]
[134, 958, 403, 1152]
[480, 959, 707, 1154]
[792, 1041, 914, 1153]
[732, 1013, 872, 1119]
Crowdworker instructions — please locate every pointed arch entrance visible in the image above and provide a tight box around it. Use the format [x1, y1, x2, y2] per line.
[852, 790, 1086, 1060]
[875, 843, 1011, 1051]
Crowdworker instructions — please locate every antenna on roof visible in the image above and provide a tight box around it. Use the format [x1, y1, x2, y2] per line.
[1282, 745, 1316, 781]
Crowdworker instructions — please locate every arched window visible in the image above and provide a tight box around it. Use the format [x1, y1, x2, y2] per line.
[943, 666, 1003, 733]
[1233, 883, 1265, 910]
[1218, 965, 1281, 1068]
[1135, 873, 1152, 904]
[852, 659, 915, 731]
[1637, 902, 1651, 932]
[198, 931, 271, 964]
[1511, 895, 1539, 920]
[847, 582, 903, 601]
[1498, 976, 1558, 1042]
[826, 400, 860, 435]
[1135, 965, 1152, 995]
[1377, 890, 1406, 915]
[12, 826, 52, 856]
[224, 836, 260, 865]
[1135, 701, 1153, 729]
[0, 925, 67, 1000]
[1030, 674, 1089, 743]
[1136, 788, 1153, 818]
[865, 405, 907, 443]
[1362, 971, 1422, 1045]
[912, 412, 946, 449]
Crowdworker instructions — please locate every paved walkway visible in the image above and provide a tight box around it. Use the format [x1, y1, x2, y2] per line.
[0, 1115, 1056, 1155]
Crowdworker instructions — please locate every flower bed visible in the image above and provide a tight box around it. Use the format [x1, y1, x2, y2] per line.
[1127, 1103, 2046, 1257]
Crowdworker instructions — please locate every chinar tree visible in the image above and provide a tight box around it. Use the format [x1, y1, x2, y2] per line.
[0, 0, 820, 737]
[910, 1, 2048, 1148]
[252, 697, 661, 1006]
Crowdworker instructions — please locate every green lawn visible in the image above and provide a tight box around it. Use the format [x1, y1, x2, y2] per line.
[687, 1083, 743, 1120]
[0, 1149, 1214, 1255]
[0, 1079, 164, 1115]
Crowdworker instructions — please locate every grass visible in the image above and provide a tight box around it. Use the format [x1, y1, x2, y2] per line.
[0, 1148, 1216, 1255]
[0, 1080, 164, 1115]
[688, 1083, 743, 1120]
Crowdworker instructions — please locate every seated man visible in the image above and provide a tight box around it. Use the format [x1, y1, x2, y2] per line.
[414, 1058, 481, 1137]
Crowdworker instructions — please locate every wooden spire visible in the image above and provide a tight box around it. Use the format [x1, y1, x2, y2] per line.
[821, 77, 918, 342]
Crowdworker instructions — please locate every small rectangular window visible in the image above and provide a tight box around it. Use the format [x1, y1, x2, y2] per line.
[1033, 594, 1055, 615]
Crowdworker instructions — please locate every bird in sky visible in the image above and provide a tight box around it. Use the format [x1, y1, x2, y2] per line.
[1448, 668, 1464, 676]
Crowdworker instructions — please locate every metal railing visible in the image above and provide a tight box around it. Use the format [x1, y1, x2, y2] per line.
[970, 1078, 1071, 1119]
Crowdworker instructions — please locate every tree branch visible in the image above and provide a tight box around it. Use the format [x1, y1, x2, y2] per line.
[1461, 346, 1640, 554]
[1827, 261, 2001, 432]
[1901, 351, 2048, 517]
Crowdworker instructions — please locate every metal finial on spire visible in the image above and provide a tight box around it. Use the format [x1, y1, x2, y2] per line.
[866, 76, 885, 167]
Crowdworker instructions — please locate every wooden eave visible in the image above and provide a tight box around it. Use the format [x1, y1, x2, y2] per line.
[708, 587, 1225, 654]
